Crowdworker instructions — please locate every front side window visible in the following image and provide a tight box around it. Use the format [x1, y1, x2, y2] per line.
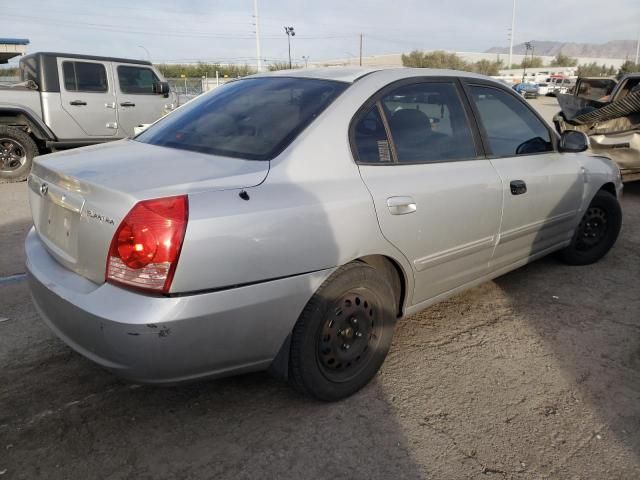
[118, 66, 159, 94]
[137, 77, 348, 160]
[380, 82, 476, 163]
[469, 86, 553, 156]
[62, 61, 108, 93]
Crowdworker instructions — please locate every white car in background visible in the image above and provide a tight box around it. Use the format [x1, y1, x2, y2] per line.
[537, 83, 550, 96]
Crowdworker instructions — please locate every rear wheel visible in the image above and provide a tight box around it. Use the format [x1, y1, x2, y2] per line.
[288, 262, 397, 401]
[558, 190, 621, 265]
[0, 126, 38, 183]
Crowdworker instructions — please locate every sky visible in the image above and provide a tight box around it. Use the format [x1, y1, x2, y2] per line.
[2, 0, 639, 67]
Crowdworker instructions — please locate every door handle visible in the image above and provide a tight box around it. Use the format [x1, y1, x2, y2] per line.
[120, 102, 136, 107]
[510, 180, 527, 195]
[387, 196, 417, 215]
[69, 100, 87, 106]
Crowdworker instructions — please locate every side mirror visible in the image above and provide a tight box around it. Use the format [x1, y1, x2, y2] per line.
[154, 81, 171, 96]
[559, 130, 589, 153]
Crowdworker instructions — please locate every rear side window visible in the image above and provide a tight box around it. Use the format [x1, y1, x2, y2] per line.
[469, 86, 552, 156]
[353, 106, 392, 163]
[137, 77, 348, 160]
[63, 61, 108, 93]
[118, 66, 159, 94]
[380, 82, 476, 163]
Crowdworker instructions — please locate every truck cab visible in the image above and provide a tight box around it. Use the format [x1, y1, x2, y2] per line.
[0, 52, 176, 181]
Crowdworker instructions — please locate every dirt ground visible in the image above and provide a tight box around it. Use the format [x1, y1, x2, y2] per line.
[1, 98, 639, 479]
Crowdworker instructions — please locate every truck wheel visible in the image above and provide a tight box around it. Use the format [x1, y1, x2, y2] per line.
[288, 262, 397, 401]
[558, 190, 622, 266]
[0, 126, 38, 183]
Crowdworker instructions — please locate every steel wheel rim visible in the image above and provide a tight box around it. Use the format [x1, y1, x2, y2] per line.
[316, 288, 382, 383]
[0, 137, 27, 172]
[576, 206, 608, 251]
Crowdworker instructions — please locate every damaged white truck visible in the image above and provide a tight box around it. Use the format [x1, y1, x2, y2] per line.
[0, 52, 176, 182]
[555, 74, 640, 183]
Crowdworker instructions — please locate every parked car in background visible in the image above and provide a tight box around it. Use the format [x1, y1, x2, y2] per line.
[536, 82, 550, 96]
[547, 77, 575, 96]
[513, 82, 539, 98]
[0, 52, 177, 182]
[26, 68, 622, 402]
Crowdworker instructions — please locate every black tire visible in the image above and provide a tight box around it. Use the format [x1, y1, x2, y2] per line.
[0, 125, 38, 183]
[288, 262, 397, 401]
[558, 190, 622, 265]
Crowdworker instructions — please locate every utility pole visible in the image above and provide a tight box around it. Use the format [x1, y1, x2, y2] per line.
[284, 26, 295, 69]
[635, 28, 640, 65]
[508, 0, 516, 69]
[253, 0, 262, 72]
[359, 33, 363, 66]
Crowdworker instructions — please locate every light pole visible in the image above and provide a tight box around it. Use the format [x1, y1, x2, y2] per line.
[635, 28, 639, 65]
[284, 26, 295, 69]
[253, 0, 262, 72]
[522, 41, 533, 82]
[137, 45, 151, 62]
[508, 0, 516, 69]
[302, 55, 309, 68]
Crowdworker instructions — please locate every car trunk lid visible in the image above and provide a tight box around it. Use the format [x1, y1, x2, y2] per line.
[28, 139, 269, 284]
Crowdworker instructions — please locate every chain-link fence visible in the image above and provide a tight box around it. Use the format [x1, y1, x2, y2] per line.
[167, 77, 239, 105]
[166, 78, 203, 105]
[0, 76, 20, 85]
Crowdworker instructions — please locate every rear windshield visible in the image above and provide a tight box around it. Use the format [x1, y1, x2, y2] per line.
[576, 79, 617, 101]
[136, 77, 348, 160]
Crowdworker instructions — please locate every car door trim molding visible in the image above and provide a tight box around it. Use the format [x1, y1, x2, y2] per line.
[413, 235, 496, 271]
[498, 210, 578, 245]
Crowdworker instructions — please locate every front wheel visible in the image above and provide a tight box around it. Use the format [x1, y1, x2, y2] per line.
[288, 262, 397, 401]
[0, 126, 38, 183]
[558, 190, 622, 265]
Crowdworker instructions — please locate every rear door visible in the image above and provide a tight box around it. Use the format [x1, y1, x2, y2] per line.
[113, 63, 168, 136]
[57, 58, 118, 136]
[463, 81, 583, 271]
[355, 78, 502, 304]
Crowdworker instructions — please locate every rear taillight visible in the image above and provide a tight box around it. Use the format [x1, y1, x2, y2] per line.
[106, 195, 188, 294]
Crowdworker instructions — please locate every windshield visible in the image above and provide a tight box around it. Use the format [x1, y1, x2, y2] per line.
[136, 77, 348, 160]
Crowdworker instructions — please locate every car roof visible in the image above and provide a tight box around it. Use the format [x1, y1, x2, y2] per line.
[252, 67, 493, 84]
[21, 52, 152, 66]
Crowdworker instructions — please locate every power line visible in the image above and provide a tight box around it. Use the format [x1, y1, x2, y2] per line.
[4, 13, 357, 41]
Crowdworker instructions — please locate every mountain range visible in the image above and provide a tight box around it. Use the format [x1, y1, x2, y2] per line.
[486, 40, 638, 59]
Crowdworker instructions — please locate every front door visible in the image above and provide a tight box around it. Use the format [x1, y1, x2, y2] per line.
[464, 82, 584, 271]
[355, 80, 503, 304]
[57, 58, 118, 137]
[113, 63, 168, 136]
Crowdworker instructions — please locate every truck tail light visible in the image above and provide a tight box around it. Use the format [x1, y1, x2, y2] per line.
[106, 195, 188, 294]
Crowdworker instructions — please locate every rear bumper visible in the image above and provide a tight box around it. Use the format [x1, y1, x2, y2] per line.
[25, 227, 333, 384]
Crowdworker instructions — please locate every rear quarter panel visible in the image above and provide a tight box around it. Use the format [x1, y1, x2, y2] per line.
[0, 89, 43, 118]
[171, 74, 415, 298]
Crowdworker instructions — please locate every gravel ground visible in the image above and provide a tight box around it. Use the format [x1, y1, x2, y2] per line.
[1, 99, 639, 478]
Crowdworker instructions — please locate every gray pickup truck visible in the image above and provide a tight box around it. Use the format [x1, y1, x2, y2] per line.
[0, 52, 177, 182]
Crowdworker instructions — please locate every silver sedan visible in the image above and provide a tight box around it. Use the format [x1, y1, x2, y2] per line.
[26, 68, 623, 401]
